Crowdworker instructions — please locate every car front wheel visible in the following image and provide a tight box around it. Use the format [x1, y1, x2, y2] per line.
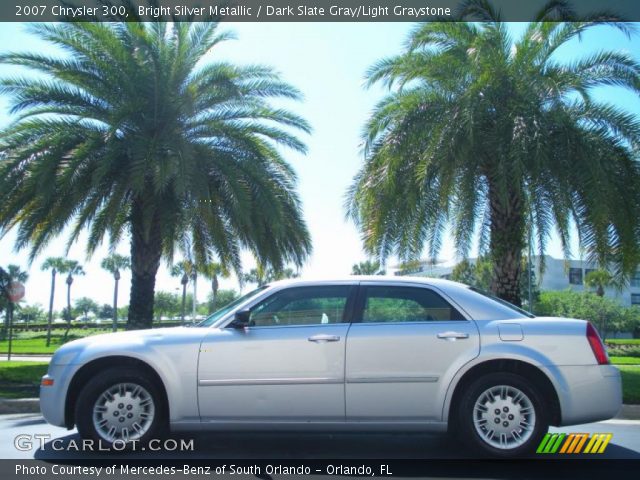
[457, 372, 549, 457]
[75, 367, 166, 449]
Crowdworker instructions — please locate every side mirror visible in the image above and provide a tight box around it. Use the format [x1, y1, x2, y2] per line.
[229, 309, 251, 329]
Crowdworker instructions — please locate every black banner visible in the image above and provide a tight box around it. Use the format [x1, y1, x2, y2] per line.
[2, 458, 640, 479]
[4, 0, 640, 22]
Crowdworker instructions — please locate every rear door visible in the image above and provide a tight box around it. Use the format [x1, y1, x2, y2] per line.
[345, 282, 480, 421]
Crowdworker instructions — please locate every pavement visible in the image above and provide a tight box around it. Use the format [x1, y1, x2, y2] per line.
[0, 413, 638, 460]
[0, 414, 637, 480]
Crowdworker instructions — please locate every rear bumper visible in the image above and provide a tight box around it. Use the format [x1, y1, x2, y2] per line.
[556, 365, 622, 426]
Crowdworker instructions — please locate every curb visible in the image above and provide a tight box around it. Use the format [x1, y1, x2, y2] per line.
[0, 355, 52, 360]
[617, 404, 640, 420]
[1, 398, 640, 420]
[0, 354, 52, 357]
[0, 398, 40, 415]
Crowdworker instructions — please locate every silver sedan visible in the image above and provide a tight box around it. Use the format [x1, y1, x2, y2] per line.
[40, 277, 622, 457]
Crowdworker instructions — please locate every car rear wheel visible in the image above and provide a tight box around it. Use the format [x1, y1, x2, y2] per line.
[75, 367, 166, 449]
[457, 372, 549, 457]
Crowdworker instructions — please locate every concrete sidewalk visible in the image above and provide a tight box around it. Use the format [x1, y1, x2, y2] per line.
[0, 355, 51, 362]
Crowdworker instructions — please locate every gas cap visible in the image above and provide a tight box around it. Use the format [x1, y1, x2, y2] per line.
[498, 323, 524, 341]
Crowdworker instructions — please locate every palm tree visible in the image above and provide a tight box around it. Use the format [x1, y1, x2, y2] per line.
[242, 263, 269, 287]
[198, 262, 230, 314]
[585, 269, 614, 297]
[154, 291, 180, 323]
[101, 254, 131, 331]
[171, 260, 195, 324]
[41, 257, 67, 346]
[0, 271, 5, 322]
[347, 5, 640, 306]
[271, 267, 300, 282]
[242, 263, 299, 287]
[63, 260, 84, 337]
[74, 297, 99, 322]
[351, 260, 385, 275]
[0, 268, 8, 339]
[0, 265, 29, 338]
[0, 22, 311, 330]
[16, 303, 44, 324]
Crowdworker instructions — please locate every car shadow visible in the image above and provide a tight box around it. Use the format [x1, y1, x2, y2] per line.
[5, 415, 48, 428]
[33, 430, 640, 461]
[34, 431, 462, 460]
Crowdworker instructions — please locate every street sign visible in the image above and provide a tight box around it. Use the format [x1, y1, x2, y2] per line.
[7, 281, 25, 303]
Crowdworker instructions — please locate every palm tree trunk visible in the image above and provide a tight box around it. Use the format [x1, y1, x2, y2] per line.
[488, 181, 525, 306]
[181, 283, 187, 323]
[64, 280, 71, 339]
[112, 277, 119, 332]
[128, 197, 162, 330]
[192, 274, 197, 323]
[45, 271, 55, 347]
[7, 303, 14, 361]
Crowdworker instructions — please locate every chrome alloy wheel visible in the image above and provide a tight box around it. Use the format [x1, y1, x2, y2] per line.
[472, 385, 536, 450]
[92, 383, 155, 443]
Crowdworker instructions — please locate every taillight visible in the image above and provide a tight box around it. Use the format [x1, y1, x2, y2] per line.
[586, 322, 609, 365]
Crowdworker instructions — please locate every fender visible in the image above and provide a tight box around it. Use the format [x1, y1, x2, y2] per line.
[59, 328, 205, 423]
[441, 346, 571, 424]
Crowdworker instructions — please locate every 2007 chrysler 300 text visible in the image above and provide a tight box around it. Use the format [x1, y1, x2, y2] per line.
[40, 277, 621, 457]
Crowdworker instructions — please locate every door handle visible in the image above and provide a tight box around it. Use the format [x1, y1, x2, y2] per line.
[308, 334, 341, 343]
[437, 331, 469, 341]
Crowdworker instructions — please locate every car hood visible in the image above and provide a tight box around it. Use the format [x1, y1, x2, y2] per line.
[50, 326, 212, 365]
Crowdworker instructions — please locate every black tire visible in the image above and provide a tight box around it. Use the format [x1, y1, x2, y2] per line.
[457, 372, 549, 458]
[75, 367, 167, 450]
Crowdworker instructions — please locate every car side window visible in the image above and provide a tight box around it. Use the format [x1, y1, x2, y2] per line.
[362, 286, 465, 323]
[249, 286, 351, 327]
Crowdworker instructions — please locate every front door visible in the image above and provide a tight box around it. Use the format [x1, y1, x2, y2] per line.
[345, 282, 480, 421]
[198, 284, 355, 421]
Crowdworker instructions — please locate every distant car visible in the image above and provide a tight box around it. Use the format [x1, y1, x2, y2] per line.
[40, 277, 621, 457]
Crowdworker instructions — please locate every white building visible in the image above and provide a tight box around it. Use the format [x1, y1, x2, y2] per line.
[393, 255, 640, 307]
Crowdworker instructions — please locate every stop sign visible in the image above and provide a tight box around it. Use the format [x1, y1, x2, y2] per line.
[7, 282, 25, 303]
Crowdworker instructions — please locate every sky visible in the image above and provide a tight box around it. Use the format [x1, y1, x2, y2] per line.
[0, 21, 639, 312]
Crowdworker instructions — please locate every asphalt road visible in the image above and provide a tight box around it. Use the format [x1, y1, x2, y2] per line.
[0, 414, 638, 460]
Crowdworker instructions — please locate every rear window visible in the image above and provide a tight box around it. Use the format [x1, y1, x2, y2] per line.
[362, 286, 466, 322]
[469, 287, 535, 318]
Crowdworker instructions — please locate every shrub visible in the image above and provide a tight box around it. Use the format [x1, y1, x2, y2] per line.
[535, 290, 640, 339]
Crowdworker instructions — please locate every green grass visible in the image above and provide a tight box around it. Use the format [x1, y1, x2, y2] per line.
[618, 366, 640, 405]
[0, 329, 113, 354]
[610, 356, 640, 365]
[0, 361, 49, 399]
[607, 339, 640, 345]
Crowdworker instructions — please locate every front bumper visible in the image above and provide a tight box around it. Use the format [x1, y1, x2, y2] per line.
[556, 364, 622, 426]
[40, 363, 78, 428]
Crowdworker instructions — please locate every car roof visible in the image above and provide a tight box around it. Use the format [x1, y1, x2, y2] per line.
[265, 276, 465, 289]
[260, 276, 532, 321]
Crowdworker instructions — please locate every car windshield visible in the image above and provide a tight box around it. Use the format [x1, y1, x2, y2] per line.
[198, 286, 269, 327]
[469, 287, 535, 318]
